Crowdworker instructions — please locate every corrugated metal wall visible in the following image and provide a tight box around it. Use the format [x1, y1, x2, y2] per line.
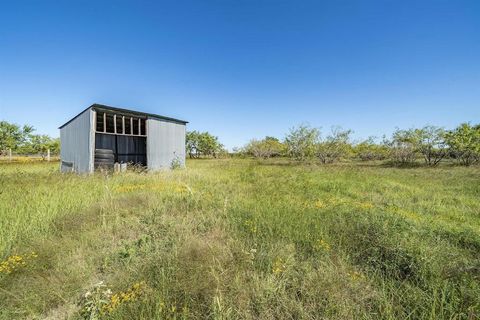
[146, 118, 186, 170]
[60, 109, 94, 173]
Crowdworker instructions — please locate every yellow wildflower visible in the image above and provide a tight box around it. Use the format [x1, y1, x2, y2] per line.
[114, 184, 147, 193]
[386, 205, 421, 222]
[356, 201, 374, 210]
[102, 281, 146, 313]
[0, 252, 38, 275]
[347, 271, 365, 281]
[272, 258, 285, 275]
[313, 239, 331, 252]
[244, 219, 257, 234]
[314, 200, 326, 208]
[312, 197, 348, 209]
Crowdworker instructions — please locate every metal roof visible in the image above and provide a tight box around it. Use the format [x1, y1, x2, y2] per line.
[59, 103, 188, 129]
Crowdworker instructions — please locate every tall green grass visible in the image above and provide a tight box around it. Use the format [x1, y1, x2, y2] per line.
[0, 159, 479, 319]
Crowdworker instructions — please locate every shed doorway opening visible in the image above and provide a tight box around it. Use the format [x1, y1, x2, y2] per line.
[94, 110, 147, 168]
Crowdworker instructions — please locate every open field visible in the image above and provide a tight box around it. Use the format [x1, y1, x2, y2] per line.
[0, 159, 479, 319]
[0, 155, 60, 163]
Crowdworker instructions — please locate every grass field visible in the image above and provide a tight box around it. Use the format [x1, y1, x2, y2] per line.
[0, 159, 479, 319]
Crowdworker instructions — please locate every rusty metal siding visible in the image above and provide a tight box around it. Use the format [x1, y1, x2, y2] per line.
[146, 118, 186, 170]
[60, 108, 94, 173]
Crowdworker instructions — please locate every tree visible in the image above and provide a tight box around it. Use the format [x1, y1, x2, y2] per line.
[284, 124, 319, 160]
[49, 138, 60, 155]
[186, 131, 201, 158]
[353, 137, 389, 161]
[243, 136, 284, 158]
[410, 126, 447, 166]
[444, 123, 480, 166]
[20, 135, 59, 159]
[186, 130, 224, 158]
[0, 121, 34, 154]
[1, 120, 60, 158]
[387, 128, 417, 165]
[316, 127, 352, 164]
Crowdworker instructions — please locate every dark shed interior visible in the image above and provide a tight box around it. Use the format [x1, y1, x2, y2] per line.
[94, 109, 147, 167]
[95, 134, 147, 165]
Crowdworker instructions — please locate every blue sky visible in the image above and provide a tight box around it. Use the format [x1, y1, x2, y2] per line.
[0, 0, 479, 149]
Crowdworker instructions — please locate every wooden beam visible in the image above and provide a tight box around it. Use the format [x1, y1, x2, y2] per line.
[94, 112, 146, 136]
[103, 113, 106, 133]
[95, 131, 146, 137]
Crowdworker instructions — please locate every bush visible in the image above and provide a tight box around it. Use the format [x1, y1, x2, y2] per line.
[386, 129, 417, 165]
[170, 154, 183, 169]
[284, 124, 319, 161]
[316, 127, 352, 164]
[410, 126, 447, 166]
[242, 136, 284, 158]
[444, 123, 480, 166]
[353, 137, 389, 161]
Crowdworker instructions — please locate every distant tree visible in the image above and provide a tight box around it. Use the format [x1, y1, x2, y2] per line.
[186, 131, 200, 158]
[231, 147, 243, 158]
[186, 130, 224, 158]
[316, 127, 352, 164]
[410, 126, 447, 166]
[0, 121, 34, 154]
[49, 138, 60, 155]
[243, 136, 284, 158]
[353, 137, 389, 161]
[444, 123, 480, 166]
[387, 128, 417, 165]
[198, 132, 224, 158]
[20, 135, 59, 159]
[284, 124, 319, 160]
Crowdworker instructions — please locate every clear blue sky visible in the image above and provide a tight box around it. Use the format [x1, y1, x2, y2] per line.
[0, 0, 479, 149]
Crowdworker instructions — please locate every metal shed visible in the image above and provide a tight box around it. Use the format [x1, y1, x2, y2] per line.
[59, 104, 188, 173]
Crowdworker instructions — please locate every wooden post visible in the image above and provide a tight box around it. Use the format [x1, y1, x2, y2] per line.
[138, 118, 141, 135]
[114, 114, 117, 134]
[8, 148, 12, 162]
[130, 117, 133, 135]
[93, 110, 97, 132]
[103, 113, 106, 132]
[122, 116, 125, 134]
[47, 149, 51, 162]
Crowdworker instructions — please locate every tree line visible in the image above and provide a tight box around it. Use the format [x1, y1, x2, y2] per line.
[238, 123, 480, 166]
[3, 119, 479, 166]
[0, 121, 59, 158]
